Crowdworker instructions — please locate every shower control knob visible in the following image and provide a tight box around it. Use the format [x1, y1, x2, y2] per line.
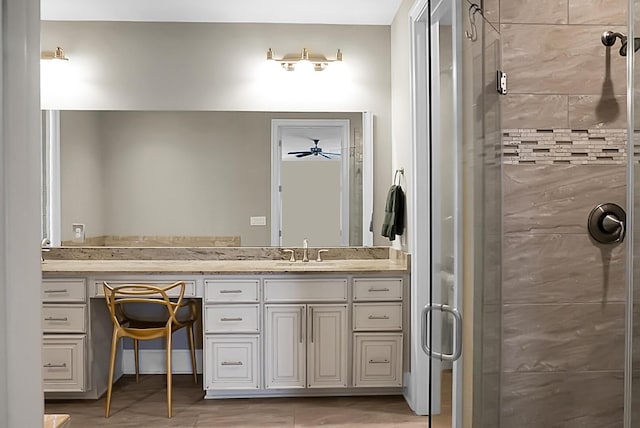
[587, 203, 626, 244]
[601, 214, 623, 234]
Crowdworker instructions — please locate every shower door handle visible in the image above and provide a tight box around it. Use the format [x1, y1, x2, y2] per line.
[588, 203, 626, 244]
[421, 303, 462, 362]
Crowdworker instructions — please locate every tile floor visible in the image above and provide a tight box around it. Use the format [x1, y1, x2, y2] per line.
[45, 372, 452, 427]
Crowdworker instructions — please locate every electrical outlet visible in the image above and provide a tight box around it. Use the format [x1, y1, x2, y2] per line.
[71, 223, 85, 242]
[250, 216, 266, 226]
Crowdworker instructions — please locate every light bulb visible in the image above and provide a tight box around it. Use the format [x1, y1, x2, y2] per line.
[295, 59, 314, 74]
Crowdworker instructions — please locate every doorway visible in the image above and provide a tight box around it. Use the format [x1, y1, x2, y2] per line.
[271, 119, 350, 247]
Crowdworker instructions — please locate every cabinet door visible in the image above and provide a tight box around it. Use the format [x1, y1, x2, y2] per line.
[264, 305, 306, 388]
[205, 335, 259, 390]
[42, 335, 87, 392]
[353, 333, 403, 387]
[307, 304, 348, 388]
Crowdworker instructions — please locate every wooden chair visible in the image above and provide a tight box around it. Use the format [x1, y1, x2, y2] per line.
[103, 281, 198, 418]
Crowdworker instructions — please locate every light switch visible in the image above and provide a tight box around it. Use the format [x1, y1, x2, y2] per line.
[250, 216, 266, 226]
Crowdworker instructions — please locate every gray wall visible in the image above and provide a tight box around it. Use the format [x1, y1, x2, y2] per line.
[496, 1, 628, 426]
[60, 111, 105, 240]
[42, 21, 391, 245]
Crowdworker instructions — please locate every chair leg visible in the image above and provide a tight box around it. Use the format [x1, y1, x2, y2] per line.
[105, 329, 120, 418]
[166, 329, 173, 418]
[187, 325, 198, 383]
[134, 339, 140, 383]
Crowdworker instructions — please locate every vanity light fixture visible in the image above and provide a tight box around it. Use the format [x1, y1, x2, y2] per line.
[41, 46, 69, 61]
[266, 47, 342, 72]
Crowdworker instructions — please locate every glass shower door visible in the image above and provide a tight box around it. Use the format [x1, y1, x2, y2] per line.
[631, 1, 639, 426]
[467, 6, 503, 428]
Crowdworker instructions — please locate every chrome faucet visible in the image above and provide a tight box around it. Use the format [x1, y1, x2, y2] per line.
[302, 238, 309, 262]
[41, 238, 51, 262]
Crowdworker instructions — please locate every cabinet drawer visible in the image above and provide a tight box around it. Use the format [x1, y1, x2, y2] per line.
[42, 335, 86, 392]
[205, 280, 259, 303]
[353, 278, 403, 301]
[264, 279, 347, 302]
[353, 303, 402, 331]
[93, 279, 197, 298]
[353, 333, 403, 387]
[205, 305, 259, 333]
[42, 304, 87, 333]
[42, 279, 86, 303]
[205, 335, 259, 390]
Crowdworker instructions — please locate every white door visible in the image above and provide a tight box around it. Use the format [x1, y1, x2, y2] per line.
[264, 304, 306, 388]
[306, 304, 348, 388]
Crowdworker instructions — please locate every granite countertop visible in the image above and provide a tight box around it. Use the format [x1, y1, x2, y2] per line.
[41, 258, 409, 275]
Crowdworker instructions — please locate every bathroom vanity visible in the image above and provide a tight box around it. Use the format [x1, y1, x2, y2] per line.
[41, 248, 410, 400]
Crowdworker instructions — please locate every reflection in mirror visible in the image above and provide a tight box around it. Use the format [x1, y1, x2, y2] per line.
[42, 110, 371, 247]
[272, 119, 354, 247]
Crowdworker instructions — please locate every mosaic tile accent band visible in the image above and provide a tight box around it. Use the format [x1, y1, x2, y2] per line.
[502, 129, 636, 165]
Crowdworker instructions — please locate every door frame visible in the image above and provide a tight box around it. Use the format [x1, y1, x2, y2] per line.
[270, 119, 350, 246]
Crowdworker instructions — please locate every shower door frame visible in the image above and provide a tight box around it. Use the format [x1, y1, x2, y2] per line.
[408, 0, 464, 425]
[624, 1, 635, 427]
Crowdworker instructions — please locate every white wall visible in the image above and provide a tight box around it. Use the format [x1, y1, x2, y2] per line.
[0, 0, 43, 426]
[391, 0, 414, 252]
[281, 159, 341, 247]
[41, 21, 392, 244]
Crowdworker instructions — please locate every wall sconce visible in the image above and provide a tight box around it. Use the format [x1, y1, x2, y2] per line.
[267, 48, 342, 72]
[41, 47, 69, 61]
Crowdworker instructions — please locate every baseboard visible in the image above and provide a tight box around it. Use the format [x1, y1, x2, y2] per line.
[121, 349, 203, 375]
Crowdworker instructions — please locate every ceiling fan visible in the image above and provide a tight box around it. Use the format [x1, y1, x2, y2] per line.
[287, 139, 341, 159]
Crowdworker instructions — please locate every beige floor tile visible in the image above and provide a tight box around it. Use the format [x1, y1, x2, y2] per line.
[45, 373, 451, 428]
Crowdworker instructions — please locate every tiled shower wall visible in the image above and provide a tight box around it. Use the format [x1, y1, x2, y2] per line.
[486, 0, 629, 426]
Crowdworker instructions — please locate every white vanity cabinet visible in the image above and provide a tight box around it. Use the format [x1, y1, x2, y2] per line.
[204, 279, 261, 390]
[42, 268, 408, 400]
[352, 278, 404, 387]
[263, 278, 349, 389]
[41, 278, 88, 393]
[264, 303, 348, 389]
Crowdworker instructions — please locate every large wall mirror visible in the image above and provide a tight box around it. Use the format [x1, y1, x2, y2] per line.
[42, 110, 373, 247]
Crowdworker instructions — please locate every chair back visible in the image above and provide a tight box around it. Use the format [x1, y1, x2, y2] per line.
[103, 281, 186, 328]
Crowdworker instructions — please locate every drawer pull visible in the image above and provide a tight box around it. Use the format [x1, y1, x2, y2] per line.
[368, 287, 390, 292]
[368, 315, 390, 320]
[221, 361, 244, 366]
[44, 289, 68, 294]
[368, 359, 390, 364]
[44, 363, 67, 368]
[44, 317, 69, 322]
[300, 306, 304, 343]
[220, 317, 243, 322]
[219, 290, 243, 294]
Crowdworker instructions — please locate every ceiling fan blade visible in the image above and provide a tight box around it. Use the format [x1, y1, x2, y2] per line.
[322, 152, 342, 156]
[288, 151, 311, 155]
[320, 154, 332, 159]
[296, 153, 312, 158]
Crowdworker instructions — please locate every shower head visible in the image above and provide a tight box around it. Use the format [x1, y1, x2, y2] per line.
[601, 30, 640, 56]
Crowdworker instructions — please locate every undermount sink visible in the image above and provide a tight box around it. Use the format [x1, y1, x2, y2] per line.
[273, 261, 338, 268]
